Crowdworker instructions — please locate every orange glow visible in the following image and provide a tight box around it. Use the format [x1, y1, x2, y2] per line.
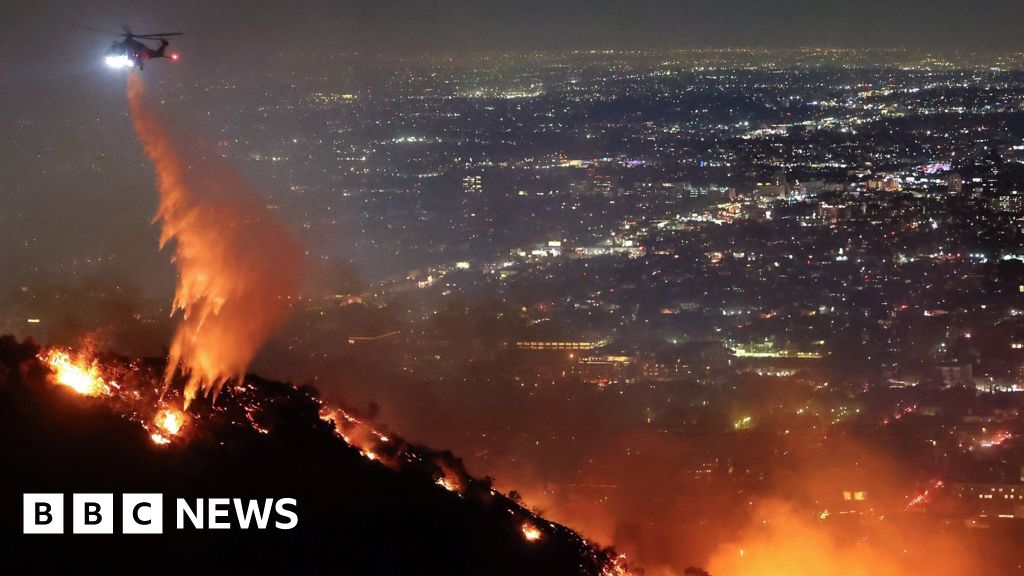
[320, 406, 393, 465]
[150, 433, 172, 445]
[600, 554, 632, 576]
[41, 349, 109, 396]
[436, 475, 462, 493]
[707, 501, 902, 576]
[979, 431, 1012, 448]
[150, 407, 187, 445]
[906, 479, 944, 511]
[521, 522, 542, 542]
[705, 499, 978, 576]
[156, 407, 186, 435]
[127, 74, 302, 408]
[432, 463, 467, 495]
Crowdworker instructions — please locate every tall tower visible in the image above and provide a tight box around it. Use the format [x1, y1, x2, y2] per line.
[461, 174, 487, 241]
[462, 175, 483, 219]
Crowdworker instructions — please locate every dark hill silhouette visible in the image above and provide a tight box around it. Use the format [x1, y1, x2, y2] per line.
[0, 336, 623, 575]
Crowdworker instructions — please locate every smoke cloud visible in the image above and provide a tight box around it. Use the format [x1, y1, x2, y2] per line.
[705, 497, 980, 576]
[127, 73, 302, 407]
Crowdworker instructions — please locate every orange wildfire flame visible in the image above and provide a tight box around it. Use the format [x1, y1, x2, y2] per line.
[600, 554, 631, 576]
[320, 407, 393, 465]
[42, 349, 110, 396]
[36, 347, 631, 573]
[521, 522, 542, 542]
[150, 407, 187, 445]
[433, 463, 467, 495]
[127, 73, 302, 408]
[157, 407, 186, 435]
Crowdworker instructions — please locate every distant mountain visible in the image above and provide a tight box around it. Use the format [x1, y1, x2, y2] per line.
[0, 336, 623, 575]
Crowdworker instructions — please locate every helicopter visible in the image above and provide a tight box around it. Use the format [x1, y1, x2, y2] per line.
[82, 26, 182, 70]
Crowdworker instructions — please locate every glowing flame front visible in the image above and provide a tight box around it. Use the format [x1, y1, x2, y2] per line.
[521, 522, 542, 542]
[157, 408, 185, 435]
[33, 346, 632, 572]
[150, 407, 187, 445]
[435, 473, 463, 494]
[42, 350, 109, 396]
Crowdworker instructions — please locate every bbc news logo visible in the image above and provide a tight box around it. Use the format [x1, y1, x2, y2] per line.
[23, 494, 298, 534]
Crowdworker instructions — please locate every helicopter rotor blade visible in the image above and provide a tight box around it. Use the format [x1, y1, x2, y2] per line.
[77, 26, 125, 37]
[134, 32, 184, 38]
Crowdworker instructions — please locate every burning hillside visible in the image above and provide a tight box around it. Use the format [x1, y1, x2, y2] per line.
[0, 335, 630, 575]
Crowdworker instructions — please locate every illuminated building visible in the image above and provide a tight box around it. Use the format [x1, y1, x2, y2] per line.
[575, 355, 637, 386]
[515, 339, 610, 351]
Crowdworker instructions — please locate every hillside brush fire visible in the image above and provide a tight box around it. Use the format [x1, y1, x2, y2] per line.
[32, 341, 633, 575]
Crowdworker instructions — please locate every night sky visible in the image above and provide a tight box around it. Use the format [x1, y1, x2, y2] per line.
[3, 0, 1024, 73]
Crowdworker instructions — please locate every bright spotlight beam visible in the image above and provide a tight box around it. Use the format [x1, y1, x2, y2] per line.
[105, 54, 134, 69]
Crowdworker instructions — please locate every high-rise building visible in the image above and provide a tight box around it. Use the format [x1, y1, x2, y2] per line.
[754, 169, 790, 202]
[946, 172, 963, 194]
[462, 175, 483, 218]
